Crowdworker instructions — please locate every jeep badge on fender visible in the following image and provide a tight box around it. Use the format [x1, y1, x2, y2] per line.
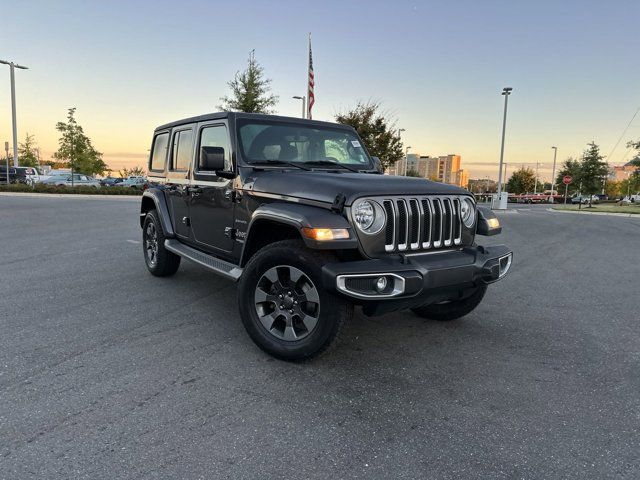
[140, 112, 513, 361]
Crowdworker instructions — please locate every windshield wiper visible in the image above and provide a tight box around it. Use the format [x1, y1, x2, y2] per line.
[305, 159, 361, 173]
[251, 160, 311, 171]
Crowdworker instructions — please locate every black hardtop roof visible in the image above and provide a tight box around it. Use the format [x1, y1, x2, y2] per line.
[154, 112, 356, 133]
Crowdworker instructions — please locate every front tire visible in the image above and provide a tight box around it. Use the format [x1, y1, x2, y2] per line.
[411, 285, 487, 321]
[238, 240, 352, 361]
[142, 210, 181, 277]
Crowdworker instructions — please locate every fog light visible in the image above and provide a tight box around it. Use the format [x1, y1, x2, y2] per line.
[375, 276, 388, 292]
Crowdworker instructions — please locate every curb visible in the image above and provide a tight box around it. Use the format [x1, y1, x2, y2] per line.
[548, 208, 640, 218]
[0, 192, 141, 200]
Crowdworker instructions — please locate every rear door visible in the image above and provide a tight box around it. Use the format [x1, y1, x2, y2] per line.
[165, 126, 195, 239]
[188, 121, 235, 253]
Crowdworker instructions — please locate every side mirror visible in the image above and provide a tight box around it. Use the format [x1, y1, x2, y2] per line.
[371, 156, 383, 173]
[200, 146, 226, 171]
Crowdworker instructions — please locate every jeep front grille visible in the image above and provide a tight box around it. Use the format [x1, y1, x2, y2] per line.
[382, 196, 463, 252]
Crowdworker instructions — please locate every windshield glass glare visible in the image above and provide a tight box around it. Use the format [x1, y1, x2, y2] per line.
[237, 120, 371, 167]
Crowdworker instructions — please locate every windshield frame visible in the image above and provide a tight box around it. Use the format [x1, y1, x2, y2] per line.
[235, 118, 373, 170]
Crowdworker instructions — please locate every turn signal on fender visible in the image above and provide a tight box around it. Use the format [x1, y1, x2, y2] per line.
[487, 218, 500, 229]
[301, 228, 350, 241]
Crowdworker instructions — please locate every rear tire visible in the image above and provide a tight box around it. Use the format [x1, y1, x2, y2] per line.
[142, 210, 180, 277]
[238, 240, 352, 361]
[411, 285, 487, 321]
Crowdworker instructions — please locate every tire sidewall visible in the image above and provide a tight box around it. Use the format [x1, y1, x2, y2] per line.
[238, 242, 345, 359]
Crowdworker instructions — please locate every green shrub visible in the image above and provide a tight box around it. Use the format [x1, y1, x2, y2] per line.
[0, 183, 143, 195]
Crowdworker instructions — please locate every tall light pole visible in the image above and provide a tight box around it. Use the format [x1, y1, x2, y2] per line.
[534, 161, 539, 194]
[0, 59, 28, 167]
[550, 146, 558, 201]
[292, 96, 306, 119]
[397, 129, 405, 176]
[404, 146, 411, 176]
[496, 87, 513, 209]
[4, 141, 9, 185]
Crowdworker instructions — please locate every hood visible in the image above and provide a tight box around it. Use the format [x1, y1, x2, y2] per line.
[244, 169, 470, 205]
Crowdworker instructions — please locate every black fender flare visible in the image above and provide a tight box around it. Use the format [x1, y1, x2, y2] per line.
[140, 188, 175, 237]
[476, 206, 502, 236]
[241, 202, 358, 264]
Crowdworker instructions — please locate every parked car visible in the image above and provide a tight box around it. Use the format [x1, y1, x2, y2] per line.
[14, 167, 40, 185]
[139, 112, 513, 360]
[0, 166, 17, 184]
[100, 177, 125, 187]
[40, 173, 101, 188]
[120, 177, 149, 189]
[38, 169, 72, 182]
[571, 194, 599, 204]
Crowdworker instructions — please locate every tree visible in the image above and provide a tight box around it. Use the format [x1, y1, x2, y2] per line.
[218, 50, 278, 113]
[579, 142, 609, 205]
[406, 168, 421, 177]
[118, 166, 146, 178]
[18, 133, 39, 167]
[506, 167, 536, 194]
[335, 102, 404, 171]
[53, 108, 107, 176]
[555, 157, 582, 196]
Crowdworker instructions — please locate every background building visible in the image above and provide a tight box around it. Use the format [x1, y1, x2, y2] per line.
[388, 152, 468, 188]
[609, 161, 638, 181]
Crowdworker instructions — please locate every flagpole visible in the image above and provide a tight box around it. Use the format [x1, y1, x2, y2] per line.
[307, 32, 314, 120]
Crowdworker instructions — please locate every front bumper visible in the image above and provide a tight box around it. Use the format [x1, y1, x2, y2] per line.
[322, 245, 512, 316]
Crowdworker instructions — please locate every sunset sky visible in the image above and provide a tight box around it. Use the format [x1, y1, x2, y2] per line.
[1, 0, 639, 179]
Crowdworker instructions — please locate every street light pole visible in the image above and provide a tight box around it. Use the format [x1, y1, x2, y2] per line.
[397, 129, 405, 176]
[534, 161, 539, 194]
[0, 60, 28, 167]
[4, 141, 9, 185]
[404, 146, 411, 176]
[550, 146, 558, 202]
[292, 96, 306, 119]
[496, 87, 513, 209]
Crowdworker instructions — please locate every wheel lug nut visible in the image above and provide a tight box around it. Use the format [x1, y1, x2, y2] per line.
[278, 294, 283, 299]
[288, 291, 292, 296]
[293, 300, 298, 305]
[280, 304, 284, 309]
[289, 309, 294, 314]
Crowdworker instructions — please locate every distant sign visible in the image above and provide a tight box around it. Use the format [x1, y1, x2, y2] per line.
[563, 175, 572, 185]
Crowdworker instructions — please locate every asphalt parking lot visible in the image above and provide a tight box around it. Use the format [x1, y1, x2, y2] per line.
[1, 196, 639, 479]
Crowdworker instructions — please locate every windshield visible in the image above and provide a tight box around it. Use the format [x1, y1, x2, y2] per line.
[237, 120, 371, 168]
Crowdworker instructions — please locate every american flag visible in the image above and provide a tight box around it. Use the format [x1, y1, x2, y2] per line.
[307, 33, 314, 120]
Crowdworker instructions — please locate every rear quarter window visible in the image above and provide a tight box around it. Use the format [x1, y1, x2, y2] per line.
[149, 132, 169, 172]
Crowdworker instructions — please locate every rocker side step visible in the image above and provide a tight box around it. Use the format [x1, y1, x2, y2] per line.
[164, 239, 243, 281]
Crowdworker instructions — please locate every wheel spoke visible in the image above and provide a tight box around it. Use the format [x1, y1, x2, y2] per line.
[254, 287, 273, 304]
[289, 267, 303, 284]
[303, 286, 320, 304]
[300, 314, 318, 332]
[258, 312, 278, 331]
[283, 325, 298, 341]
[263, 267, 279, 284]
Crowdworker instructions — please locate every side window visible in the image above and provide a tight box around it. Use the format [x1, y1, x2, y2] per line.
[199, 125, 231, 171]
[150, 132, 169, 171]
[171, 129, 194, 171]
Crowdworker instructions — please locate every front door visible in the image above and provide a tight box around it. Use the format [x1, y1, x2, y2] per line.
[166, 126, 194, 239]
[189, 121, 235, 253]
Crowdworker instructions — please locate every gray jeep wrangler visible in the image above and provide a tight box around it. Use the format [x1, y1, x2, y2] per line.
[140, 112, 512, 360]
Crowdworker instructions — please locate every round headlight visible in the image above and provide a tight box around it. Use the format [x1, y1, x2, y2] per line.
[460, 197, 476, 227]
[352, 199, 385, 234]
